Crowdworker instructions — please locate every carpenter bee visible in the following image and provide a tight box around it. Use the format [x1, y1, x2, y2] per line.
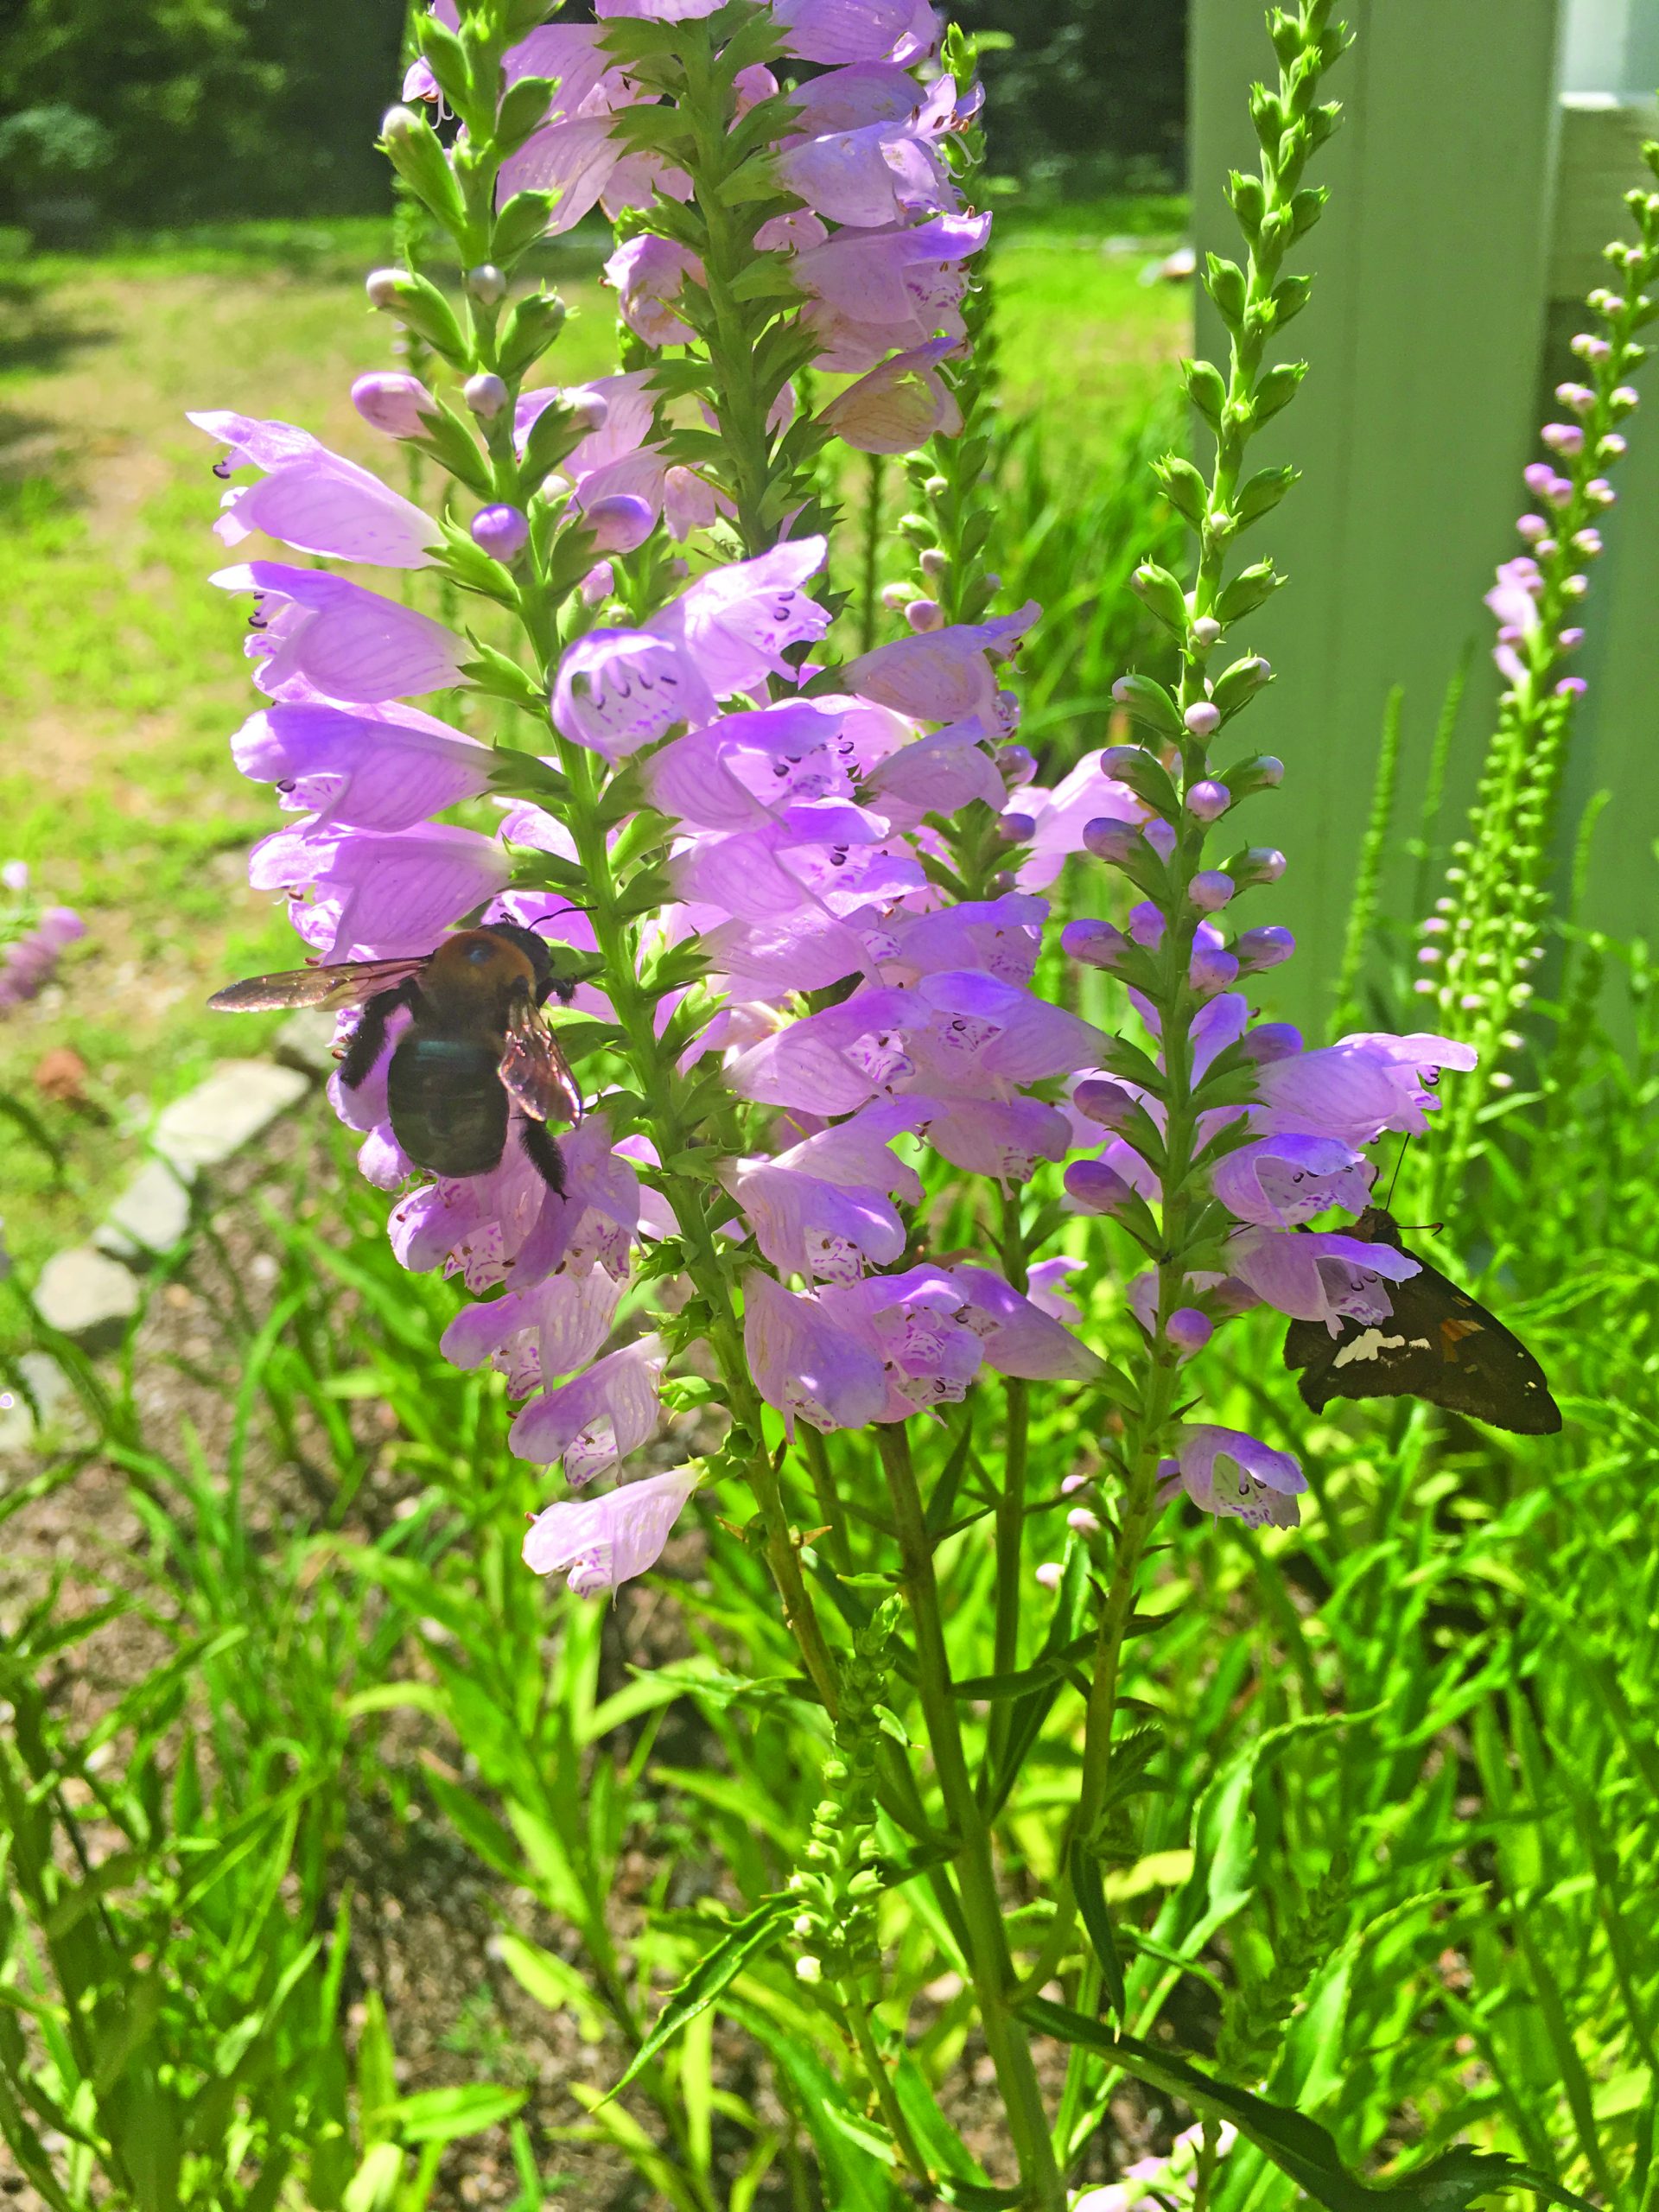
[209, 924, 582, 1193]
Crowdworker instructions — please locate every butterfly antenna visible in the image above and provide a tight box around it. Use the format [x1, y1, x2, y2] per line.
[1382, 1135, 1410, 1211]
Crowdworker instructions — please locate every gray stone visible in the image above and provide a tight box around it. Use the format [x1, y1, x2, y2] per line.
[0, 1353, 73, 1452]
[33, 1247, 140, 1349]
[94, 1158, 196, 1263]
[273, 1009, 340, 1081]
[151, 1060, 310, 1173]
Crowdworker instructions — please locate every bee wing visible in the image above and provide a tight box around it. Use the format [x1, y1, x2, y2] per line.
[499, 998, 583, 1127]
[208, 956, 428, 1014]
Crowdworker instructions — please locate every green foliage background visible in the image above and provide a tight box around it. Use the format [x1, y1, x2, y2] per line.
[0, 0, 1187, 227]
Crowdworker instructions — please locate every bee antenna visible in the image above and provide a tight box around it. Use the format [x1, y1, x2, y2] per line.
[1382, 1135, 1410, 1210]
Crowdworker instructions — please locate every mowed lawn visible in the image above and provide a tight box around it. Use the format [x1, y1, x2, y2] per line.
[0, 207, 1188, 1278]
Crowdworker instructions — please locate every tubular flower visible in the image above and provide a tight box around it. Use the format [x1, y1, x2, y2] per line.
[524, 1465, 701, 1596]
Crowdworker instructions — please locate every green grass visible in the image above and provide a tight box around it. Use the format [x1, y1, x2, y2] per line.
[0, 213, 1190, 1279]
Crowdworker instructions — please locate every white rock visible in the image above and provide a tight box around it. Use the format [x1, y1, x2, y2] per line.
[273, 1008, 340, 1080]
[151, 1060, 310, 1173]
[94, 1158, 195, 1262]
[34, 1247, 140, 1346]
[0, 1353, 73, 1452]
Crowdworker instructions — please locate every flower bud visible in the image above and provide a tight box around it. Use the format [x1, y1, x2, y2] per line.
[1083, 818, 1143, 867]
[365, 267, 404, 309]
[1558, 625, 1585, 650]
[587, 493, 655, 555]
[919, 547, 949, 583]
[1190, 869, 1236, 912]
[796, 1955, 823, 1985]
[463, 372, 510, 419]
[351, 370, 437, 439]
[998, 745, 1038, 788]
[880, 582, 911, 611]
[1061, 919, 1130, 972]
[1067, 1508, 1102, 1537]
[1034, 1561, 1065, 1592]
[1240, 1021, 1302, 1064]
[906, 597, 944, 632]
[581, 560, 615, 607]
[1190, 938, 1239, 994]
[1065, 1159, 1136, 1215]
[1237, 847, 1287, 887]
[1186, 779, 1230, 822]
[1073, 1078, 1138, 1130]
[1236, 925, 1294, 971]
[1192, 615, 1223, 649]
[472, 503, 529, 563]
[1541, 422, 1585, 456]
[1572, 530, 1602, 558]
[1516, 512, 1548, 542]
[1184, 701, 1222, 738]
[997, 811, 1036, 843]
[1061, 1474, 1092, 1496]
[2, 861, 28, 894]
[1145, 819, 1177, 862]
[1556, 676, 1588, 699]
[1166, 1307, 1213, 1356]
[467, 263, 507, 304]
[1255, 755, 1285, 786]
[792, 1914, 815, 1937]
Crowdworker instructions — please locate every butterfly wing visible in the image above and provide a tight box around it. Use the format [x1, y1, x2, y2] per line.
[498, 994, 582, 1128]
[1286, 1245, 1562, 1436]
[209, 956, 429, 1014]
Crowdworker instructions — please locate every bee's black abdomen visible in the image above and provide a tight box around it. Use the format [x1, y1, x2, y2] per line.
[388, 1033, 508, 1178]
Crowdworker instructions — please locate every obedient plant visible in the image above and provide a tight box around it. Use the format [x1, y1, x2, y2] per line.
[1415, 149, 1659, 1204]
[198, 1, 1536, 2200]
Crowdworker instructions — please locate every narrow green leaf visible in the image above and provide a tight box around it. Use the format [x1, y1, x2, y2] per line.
[391, 2084, 529, 2144]
[604, 1899, 790, 2103]
[1018, 1999, 1597, 2212]
[1069, 1840, 1127, 2020]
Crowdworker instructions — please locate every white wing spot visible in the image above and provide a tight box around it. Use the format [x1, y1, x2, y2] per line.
[1334, 1330, 1406, 1369]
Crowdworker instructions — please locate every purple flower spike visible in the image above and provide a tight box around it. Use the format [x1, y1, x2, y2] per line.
[524, 1465, 700, 1597]
[473, 504, 531, 563]
[1166, 1307, 1212, 1355]
[351, 371, 437, 439]
[588, 493, 657, 555]
[1160, 1426, 1305, 1529]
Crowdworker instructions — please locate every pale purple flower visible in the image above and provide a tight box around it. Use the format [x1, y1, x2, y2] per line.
[2, 861, 27, 895]
[648, 539, 832, 697]
[842, 603, 1037, 724]
[605, 232, 704, 347]
[1158, 1426, 1305, 1529]
[772, 0, 916, 62]
[510, 1334, 668, 1482]
[553, 628, 716, 759]
[743, 1269, 887, 1436]
[862, 720, 1003, 826]
[213, 562, 467, 703]
[1212, 1134, 1374, 1230]
[232, 701, 493, 832]
[249, 822, 510, 960]
[1253, 1032, 1478, 1147]
[524, 1465, 700, 1597]
[819, 338, 963, 453]
[442, 1268, 626, 1392]
[1231, 1226, 1420, 1331]
[1027, 1255, 1085, 1328]
[796, 212, 992, 372]
[190, 413, 436, 568]
[0, 906, 86, 1012]
[875, 893, 1046, 986]
[721, 1157, 906, 1284]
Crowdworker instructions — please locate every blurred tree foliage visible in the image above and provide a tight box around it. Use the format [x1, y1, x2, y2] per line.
[0, 0, 1184, 233]
[0, 0, 404, 228]
[951, 0, 1188, 194]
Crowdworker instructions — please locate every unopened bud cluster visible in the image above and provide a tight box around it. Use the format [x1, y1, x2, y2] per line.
[1416, 136, 1659, 1158]
[788, 1603, 899, 1993]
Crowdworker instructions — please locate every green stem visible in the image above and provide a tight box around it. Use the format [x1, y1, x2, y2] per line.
[842, 1993, 933, 2186]
[880, 1427, 1065, 2211]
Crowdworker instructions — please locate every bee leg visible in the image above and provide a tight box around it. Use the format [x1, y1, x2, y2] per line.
[520, 1116, 568, 1197]
[338, 979, 422, 1090]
